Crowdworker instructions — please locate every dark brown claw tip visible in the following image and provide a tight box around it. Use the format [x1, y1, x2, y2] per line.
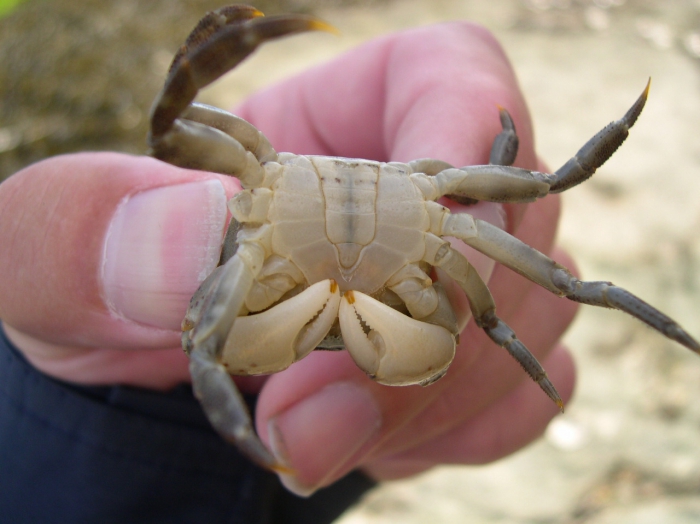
[168, 5, 266, 74]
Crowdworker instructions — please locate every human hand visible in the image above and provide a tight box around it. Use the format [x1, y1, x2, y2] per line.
[236, 22, 578, 494]
[0, 21, 577, 497]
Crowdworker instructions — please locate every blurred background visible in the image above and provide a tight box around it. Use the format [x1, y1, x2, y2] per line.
[1, 0, 699, 522]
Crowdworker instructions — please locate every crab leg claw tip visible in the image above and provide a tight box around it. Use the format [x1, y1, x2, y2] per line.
[308, 18, 341, 35]
[339, 290, 455, 386]
[271, 463, 296, 476]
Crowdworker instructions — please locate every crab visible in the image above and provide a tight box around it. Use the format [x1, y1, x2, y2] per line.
[147, 5, 700, 472]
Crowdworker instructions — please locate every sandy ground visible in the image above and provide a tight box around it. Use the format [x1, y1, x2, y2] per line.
[200, 1, 700, 522]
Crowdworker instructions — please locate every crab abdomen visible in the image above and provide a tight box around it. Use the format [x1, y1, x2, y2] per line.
[267, 156, 429, 294]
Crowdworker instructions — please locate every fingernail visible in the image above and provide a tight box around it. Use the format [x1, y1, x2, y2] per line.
[102, 180, 227, 329]
[268, 381, 382, 497]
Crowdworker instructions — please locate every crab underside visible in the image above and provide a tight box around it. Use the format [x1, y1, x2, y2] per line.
[146, 4, 700, 472]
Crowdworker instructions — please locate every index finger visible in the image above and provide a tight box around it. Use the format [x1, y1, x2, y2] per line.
[237, 21, 536, 170]
[247, 22, 543, 494]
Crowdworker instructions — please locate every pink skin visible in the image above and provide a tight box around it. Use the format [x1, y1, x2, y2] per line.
[0, 22, 577, 495]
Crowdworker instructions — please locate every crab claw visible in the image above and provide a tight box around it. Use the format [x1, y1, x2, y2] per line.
[221, 280, 341, 375]
[339, 290, 456, 386]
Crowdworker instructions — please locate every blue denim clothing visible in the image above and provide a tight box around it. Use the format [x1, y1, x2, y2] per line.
[0, 325, 374, 523]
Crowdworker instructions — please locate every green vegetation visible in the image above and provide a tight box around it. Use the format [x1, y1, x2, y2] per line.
[0, 0, 26, 18]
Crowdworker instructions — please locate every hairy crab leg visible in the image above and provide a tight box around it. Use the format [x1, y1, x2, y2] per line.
[422, 232, 564, 408]
[550, 79, 650, 193]
[148, 6, 335, 182]
[168, 5, 264, 80]
[149, 9, 335, 140]
[410, 81, 649, 204]
[438, 213, 700, 354]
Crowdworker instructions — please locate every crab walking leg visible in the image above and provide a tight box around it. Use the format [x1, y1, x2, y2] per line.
[408, 159, 455, 176]
[182, 264, 227, 353]
[182, 103, 277, 163]
[412, 165, 555, 203]
[149, 12, 335, 140]
[441, 215, 700, 353]
[407, 105, 518, 179]
[408, 110, 521, 206]
[168, 5, 264, 78]
[489, 106, 519, 167]
[411, 83, 649, 204]
[189, 343, 286, 472]
[154, 103, 281, 187]
[549, 79, 650, 193]
[422, 233, 564, 408]
[149, 119, 271, 187]
[184, 243, 285, 471]
[147, 10, 336, 180]
[219, 216, 242, 266]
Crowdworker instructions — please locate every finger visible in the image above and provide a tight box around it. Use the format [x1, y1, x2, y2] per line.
[363, 345, 576, 479]
[238, 23, 534, 169]
[257, 235, 577, 495]
[255, 231, 575, 494]
[0, 153, 239, 387]
[238, 22, 542, 332]
[238, 22, 535, 240]
[368, 249, 579, 460]
[244, 23, 560, 496]
[379, 189, 567, 450]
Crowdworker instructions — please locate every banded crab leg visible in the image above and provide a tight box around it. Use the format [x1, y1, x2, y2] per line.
[410, 82, 700, 373]
[405, 99, 518, 194]
[422, 232, 564, 408]
[147, 5, 334, 184]
[409, 81, 650, 204]
[413, 104, 520, 206]
[432, 209, 700, 355]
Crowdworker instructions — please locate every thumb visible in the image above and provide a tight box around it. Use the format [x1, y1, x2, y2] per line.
[0, 152, 237, 385]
